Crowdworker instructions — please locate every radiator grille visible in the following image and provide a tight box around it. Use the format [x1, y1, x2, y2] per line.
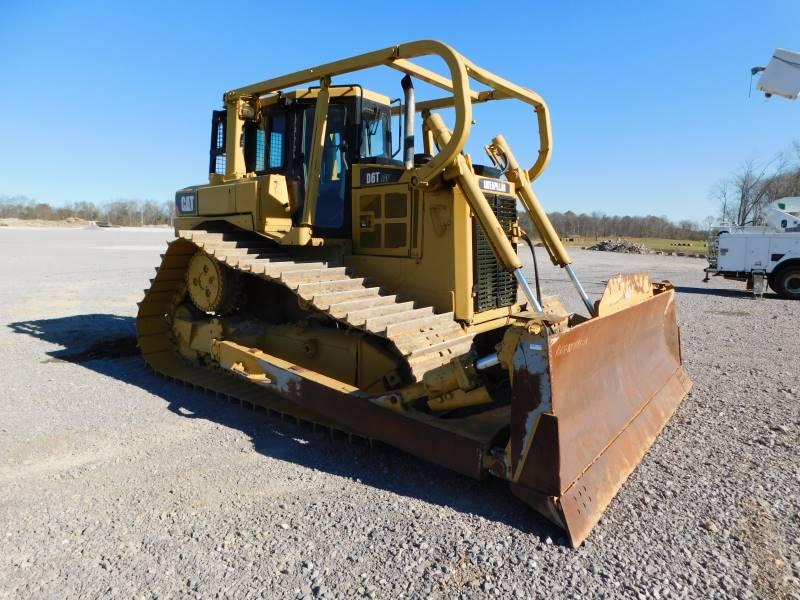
[474, 194, 517, 312]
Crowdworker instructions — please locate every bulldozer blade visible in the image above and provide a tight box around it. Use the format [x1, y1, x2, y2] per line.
[509, 277, 691, 546]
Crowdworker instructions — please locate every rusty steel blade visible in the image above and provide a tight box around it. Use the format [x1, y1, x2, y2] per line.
[510, 281, 691, 546]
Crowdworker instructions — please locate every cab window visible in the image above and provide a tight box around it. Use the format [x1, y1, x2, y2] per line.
[244, 110, 286, 173]
[360, 105, 391, 161]
[268, 113, 285, 169]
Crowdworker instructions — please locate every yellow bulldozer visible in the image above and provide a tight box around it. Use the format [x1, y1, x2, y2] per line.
[137, 41, 691, 546]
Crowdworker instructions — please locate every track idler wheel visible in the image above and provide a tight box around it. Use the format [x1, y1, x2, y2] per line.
[186, 250, 241, 314]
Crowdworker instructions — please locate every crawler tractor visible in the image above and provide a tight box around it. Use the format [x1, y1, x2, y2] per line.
[138, 41, 691, 546]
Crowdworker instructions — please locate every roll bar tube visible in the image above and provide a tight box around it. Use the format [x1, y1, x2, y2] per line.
[224, 40, 552, 184]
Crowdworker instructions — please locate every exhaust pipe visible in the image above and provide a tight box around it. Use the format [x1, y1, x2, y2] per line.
[401, 75, 415, 169]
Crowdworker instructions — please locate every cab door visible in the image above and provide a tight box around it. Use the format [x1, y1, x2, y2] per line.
[302, 103, 352, 238]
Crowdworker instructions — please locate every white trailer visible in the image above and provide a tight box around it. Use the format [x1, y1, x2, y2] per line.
[705, 198, 800, 299]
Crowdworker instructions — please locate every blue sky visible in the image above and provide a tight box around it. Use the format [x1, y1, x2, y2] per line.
[1, 0, 797, 222]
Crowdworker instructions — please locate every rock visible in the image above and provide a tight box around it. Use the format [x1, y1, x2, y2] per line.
[700, 520, 719, 533]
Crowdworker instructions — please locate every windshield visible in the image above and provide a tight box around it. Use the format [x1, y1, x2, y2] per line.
[360, 105, 391, 160]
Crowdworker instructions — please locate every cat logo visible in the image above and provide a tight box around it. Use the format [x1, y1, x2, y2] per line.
[176, 192, 196, 215]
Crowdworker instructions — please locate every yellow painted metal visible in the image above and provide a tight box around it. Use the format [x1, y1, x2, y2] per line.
[421, 355, 476, 396]
[198, 183, 237, 215]
[260, 174, 293, 234]
[220, 39, 553, 197]
[389, 57, 480, 100]
[175, 41, 551, 322]
[345, 176, 520, 324]
[465, 305, 520, 329]
[258, 86, 391, 108]
[384, 353, 489, 411]
[487, 135, 571, 267]
[186, 251, 228, 313]
[426, 113, 522, 273]
[170, 301, 403, 392]
[298, 79, 330, 237]
[171, 304, 200, 361]
[235, 179, 258, 215]
[422, 120, 435, 156]
[450, 183, 474, 321]
[344, 182, 479, 319]
[212, 339, 358, 394]
[352, 184, 413, 257]
[427, 386, 491, 411]
[409, 89, 499, 114]
[224, 41, 471, 187]
[237, 323, 401, 391]
[460, 61, 552, 181]
[595, 273, 654, 317]
[173, 213, 254, 233]
[224, 97, 246, 179]
[172, 308, 223, 361]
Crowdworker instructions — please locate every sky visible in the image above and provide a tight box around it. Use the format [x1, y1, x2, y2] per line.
[0, 0, 798, 222]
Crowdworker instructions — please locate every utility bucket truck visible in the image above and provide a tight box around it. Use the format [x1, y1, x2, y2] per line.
[706, 198, 800, 298]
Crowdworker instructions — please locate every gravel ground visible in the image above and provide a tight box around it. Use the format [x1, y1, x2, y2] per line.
[0, 227, 797, 600]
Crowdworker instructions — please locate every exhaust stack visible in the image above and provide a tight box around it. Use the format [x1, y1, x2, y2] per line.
[401, 75, 415, 169]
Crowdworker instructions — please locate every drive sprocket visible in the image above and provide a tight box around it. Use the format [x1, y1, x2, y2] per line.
[186, 249, 240, 314]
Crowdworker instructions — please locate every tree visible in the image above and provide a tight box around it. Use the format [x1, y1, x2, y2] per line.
[713, 145, 800, 226]
[520, 209, 706, 241]
[0, 195, 174, 226]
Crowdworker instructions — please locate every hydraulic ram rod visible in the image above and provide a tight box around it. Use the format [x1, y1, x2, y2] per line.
[514, 269, 545, 313]
[565, 264, 594, 315]
[425, 113, 544, 314]
[487, 135, 596, 316]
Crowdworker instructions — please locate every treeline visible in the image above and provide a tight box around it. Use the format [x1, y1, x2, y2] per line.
[520, 211, 707, 241]
[4, 193, 708, 239]
[0, 196, 173, 226]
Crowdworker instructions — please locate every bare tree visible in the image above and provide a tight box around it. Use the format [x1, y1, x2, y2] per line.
[763, 142, 800, 201]
[713, 145, 800, 226]
[731, 159, 774, 225]
[0, 195, 173, 226]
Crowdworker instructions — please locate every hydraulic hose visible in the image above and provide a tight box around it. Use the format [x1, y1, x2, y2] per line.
[520, 231, 542, 305]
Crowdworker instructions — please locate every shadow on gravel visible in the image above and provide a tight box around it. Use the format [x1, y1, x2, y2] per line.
[675, 285, 781, 300]
[9, 313, 564, 544]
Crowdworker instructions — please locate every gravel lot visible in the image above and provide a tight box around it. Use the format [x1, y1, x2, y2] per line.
[0, 227, 797, 600]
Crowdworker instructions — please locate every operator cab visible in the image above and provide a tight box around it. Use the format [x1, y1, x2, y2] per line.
[209, 86, 399, 239]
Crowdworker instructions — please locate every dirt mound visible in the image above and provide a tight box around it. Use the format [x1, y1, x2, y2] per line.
[587, 238, 650, 254]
